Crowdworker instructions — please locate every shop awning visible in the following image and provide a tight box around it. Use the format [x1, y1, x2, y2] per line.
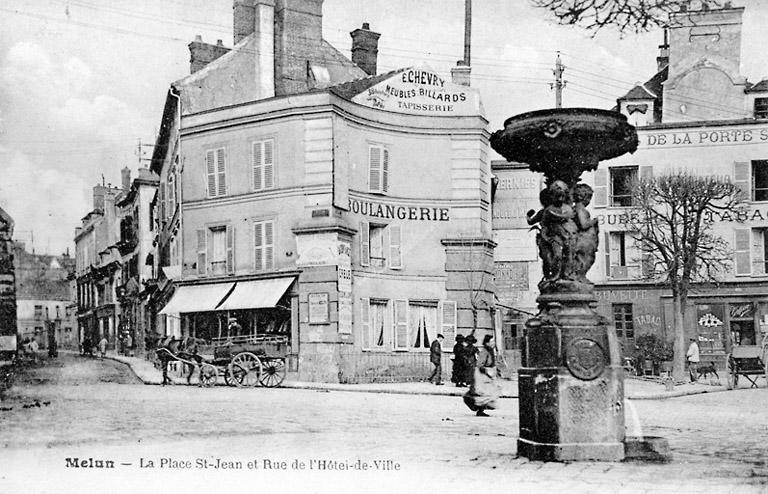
[216, 277, 295, 311]
[159, 283, 235, 314]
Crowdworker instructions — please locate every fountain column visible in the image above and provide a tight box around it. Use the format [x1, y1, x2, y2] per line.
[491, 108, 638, 461]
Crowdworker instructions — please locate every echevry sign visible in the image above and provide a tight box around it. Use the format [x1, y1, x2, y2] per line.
[352, 67, 480, 116]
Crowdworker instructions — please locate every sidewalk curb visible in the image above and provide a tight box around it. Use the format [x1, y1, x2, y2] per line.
[91, 352, 725, 400]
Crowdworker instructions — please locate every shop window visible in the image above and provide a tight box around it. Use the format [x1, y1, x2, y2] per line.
[253, 220, 274, 271]
[613, 303, 634, 339]
[610, 166, 637, 207]
[359, 221, 402, 269]
[361, 299, 387, 350]
[368, 144, 389, 194]
[205, 147, 227, 198]
[252, 139, 275, 191]
[755, 98, 768, 119]
[196, 225, 233, 275]
[752, 160, 768, 202]
[729, 303, 756, 346]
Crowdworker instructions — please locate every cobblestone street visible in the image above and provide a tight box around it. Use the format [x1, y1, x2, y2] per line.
[1, 355, 767, 494]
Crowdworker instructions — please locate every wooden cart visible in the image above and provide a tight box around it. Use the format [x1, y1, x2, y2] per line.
[726, 342, 768, 390]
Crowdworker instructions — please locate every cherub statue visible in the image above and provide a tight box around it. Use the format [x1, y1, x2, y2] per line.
[527, 180, 576, 282]
[571, 183, 599, 282]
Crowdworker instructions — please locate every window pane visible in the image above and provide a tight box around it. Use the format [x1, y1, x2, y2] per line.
[754, 160, 768, 201]
[610, 167, 638, 206]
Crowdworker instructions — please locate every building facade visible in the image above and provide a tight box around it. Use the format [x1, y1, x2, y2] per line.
[492, 3, 768, 370]
[149, 0, 493, 382]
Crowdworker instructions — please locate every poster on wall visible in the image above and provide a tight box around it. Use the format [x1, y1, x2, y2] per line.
[308, 293, 329, 324]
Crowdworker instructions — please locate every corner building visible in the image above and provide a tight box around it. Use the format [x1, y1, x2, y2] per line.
[152, 1, 493, 383]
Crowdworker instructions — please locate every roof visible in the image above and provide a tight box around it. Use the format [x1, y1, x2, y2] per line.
[618, 65, 668, 102]
[328, 69, 406, 100]
[13, 244, 74, 300]
[746, 79, 768, 94]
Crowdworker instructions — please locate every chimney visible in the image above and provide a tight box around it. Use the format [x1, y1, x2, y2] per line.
[138, 167, 157, 182]
[121, 166, 131, 192]
[234, 0, 256, 45]
[350, 23, 381, 76]
[93, 185, 106, 211]
[451, 61, 471, 87]
[274, 0, 324, 96]
[188, 36, 231, 74]
[656, 30, 669, 72]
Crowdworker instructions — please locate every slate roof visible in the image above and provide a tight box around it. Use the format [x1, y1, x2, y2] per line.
[746, 79, 768, 93]
[328, 68, 406, 100]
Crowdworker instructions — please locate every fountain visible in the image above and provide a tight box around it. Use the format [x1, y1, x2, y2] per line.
[491, 108, 647, 461]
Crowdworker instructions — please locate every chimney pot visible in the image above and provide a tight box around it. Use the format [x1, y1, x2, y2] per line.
[194, 34, 203, 41]
[362, 22, 369, 30]
[217, 39, 223, 46]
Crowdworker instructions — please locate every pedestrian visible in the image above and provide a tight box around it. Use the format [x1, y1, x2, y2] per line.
[463, 334, 500, 417]
[461, 334, 478, 387]
[28, 337, 39, 364]
[451, 334, 466, 387]
[98, 336, 108, 359]
[125, 333, 133, 357]
[428, 334, 444, 385]
[686, 337, 700, 383]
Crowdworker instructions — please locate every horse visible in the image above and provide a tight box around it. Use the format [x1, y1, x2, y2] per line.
[154, 336, 207, 385]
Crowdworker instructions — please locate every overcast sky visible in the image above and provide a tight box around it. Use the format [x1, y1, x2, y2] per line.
[1, 0, 767, 256]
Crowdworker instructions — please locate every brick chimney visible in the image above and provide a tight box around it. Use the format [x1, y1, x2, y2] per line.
[92, 185, 106, 211]
[234, 0, 256, 45]
[350, 23, 380, 76]
[656, 30, 669, 72]
[274, 0, 324, 96]
[121, 166, 131, 192]
[188, 36, 231, 74]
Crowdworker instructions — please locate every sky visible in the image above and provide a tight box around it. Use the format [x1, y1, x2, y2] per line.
[1, 0, 767, 256]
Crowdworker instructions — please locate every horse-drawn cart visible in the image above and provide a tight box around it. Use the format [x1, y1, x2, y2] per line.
[726, 339, 768, 389]
[155, 334, 288, 388]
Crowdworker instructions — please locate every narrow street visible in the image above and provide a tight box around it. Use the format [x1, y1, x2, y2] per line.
[1, 354, 767, 493]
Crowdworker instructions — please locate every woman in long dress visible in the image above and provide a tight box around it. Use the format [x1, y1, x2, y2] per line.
[463, 334, 500, 417]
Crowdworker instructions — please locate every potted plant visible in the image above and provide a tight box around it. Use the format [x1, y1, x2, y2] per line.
[635, 334, 674, 376]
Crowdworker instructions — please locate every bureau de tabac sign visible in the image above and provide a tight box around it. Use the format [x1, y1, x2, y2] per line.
[352, 67, 480, 116]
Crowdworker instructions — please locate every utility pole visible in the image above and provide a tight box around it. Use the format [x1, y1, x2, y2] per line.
[551, 51, 566, 108]
[135, 139, 154, 166]
[464, 0, 472, 65]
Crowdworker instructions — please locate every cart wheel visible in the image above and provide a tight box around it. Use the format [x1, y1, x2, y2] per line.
[228, 352, 262, 388]
[259, 358, 286, 388]
[199, 363, 217, 388]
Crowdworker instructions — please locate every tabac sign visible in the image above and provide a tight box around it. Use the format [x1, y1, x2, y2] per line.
[352, 67, 480, 116]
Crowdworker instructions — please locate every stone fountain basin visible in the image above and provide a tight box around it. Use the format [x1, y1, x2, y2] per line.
[490, 108, 638, 177]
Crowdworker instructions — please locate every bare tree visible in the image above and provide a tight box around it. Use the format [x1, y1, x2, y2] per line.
[626, 171, 744, 379]
[530, 0, 722, 33]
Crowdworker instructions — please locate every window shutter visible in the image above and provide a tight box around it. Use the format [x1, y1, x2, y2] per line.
[604, 231, 611, 276]
[216, 148, 226, 196]
[264, 140, 274, 189]
[594, 169, 608, 207]
[264, 221, 274, 270]
[254, 222, 263, 271]
[734, 161, 750, 199]
[159, 181, 166, 220]
[440, 300, 457, 344]
[639, 166, 653, 181]
[752, 229, 765, 275]
[361, 298, 371, 349]
[226, 224, 234, 274]
[196, 229, 206, 275]
[252, 142, 262, 191]
[369, 146, 381, 193]
[206, 229, 213, 275]
[394, 299, 408, 350]
[360, 220, 370, 267]
[206, 150, 216, 197]
[382, 148, 389, 193]
[388, 224, 402, 269]
[167, 178, 174, 217]
[734, 228, 752, 276]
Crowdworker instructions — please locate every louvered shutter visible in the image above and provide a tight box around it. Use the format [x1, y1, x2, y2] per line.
[252, 142, 262, 191]
[594, 169, 608, 207]
[264, 140, 274, 189]
[360, 221, 370, 267]
[394, 299, 408, 350]
[735, 228, 752, 276]
[734, 161, 750, 199]
[216, 148, 226, 196]
[196, 229, 206, 275]
[440, 300, 457, 344]
[369, 146, 381, 193]
[264, 221, 274, 270]
[604, 231, 611, 277]
[382, 148, 389, 193]
[752, 229, 765, 276]
[226, 225, 234, 274]
[389, 224, 402, 269]
[361, 298, 371, 349]
[206, 150, 216, 197]
[159, 181, 166, 220]
[254, 222, 263, 271]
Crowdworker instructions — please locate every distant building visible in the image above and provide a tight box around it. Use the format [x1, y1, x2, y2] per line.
[13, 243, 76, 350]
[148, 0, 493, 382]
[0, 207, 16, 365]
[493, 2, 768, 370]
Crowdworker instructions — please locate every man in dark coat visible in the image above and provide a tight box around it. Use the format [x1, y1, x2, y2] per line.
[452, 334, 466, 386]
[428, 334, 444, 385]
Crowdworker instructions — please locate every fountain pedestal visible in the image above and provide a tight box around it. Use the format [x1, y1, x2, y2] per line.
[491, 108, 639, 462]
